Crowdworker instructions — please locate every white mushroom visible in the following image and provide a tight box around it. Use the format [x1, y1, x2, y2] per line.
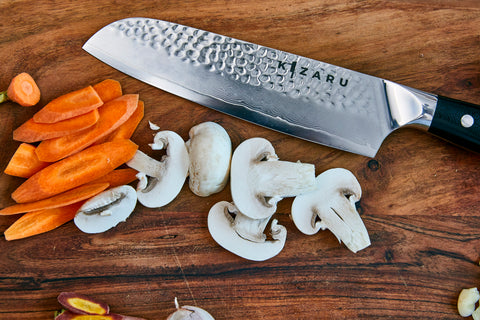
[208, 201, 287, 261]
[74, 185, 137, 234]
[291, 168, 370, 253]
[186, 122, 232, 197]
[458, 287, 480, 317]
[230, 137, 316, 220]
[166, 297, 215, 320]
[126, 130, 189, 208]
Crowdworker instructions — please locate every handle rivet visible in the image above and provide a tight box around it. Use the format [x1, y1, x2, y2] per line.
[461, 114, 474, 128]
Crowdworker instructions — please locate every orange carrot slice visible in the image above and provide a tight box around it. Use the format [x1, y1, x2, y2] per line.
[12, 139, 138, 203]
[0, 182, 109, 215]
[4, 202, 83, 240]
[95, 100, 144, 145]
[33, 85, 103, 123]
[35, 94, 139, 162]
[13, 109, 100, 143]
[4, 143, 50, 178]
[90, 168, 139, 188]
[93, 79, 123, 103]
[4, 73, 41, 107]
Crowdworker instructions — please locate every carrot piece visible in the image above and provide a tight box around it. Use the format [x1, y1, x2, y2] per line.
[95, 100, 144, 145]
[12, 139, 138, 203]
[90, 168, 138, 188]
[13, 109, 100, 143]
[33, 85, 103, 123]
[93, 79, 122, 103]
[4, 143, 50, 178]
[0, 182, 109, 215]
[0, 73, 41, 107]
[4, 202, 83, 240]
[35, 94, 139, 162]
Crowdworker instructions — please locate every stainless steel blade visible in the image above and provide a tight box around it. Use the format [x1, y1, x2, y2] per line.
[83, 17, 438, 157]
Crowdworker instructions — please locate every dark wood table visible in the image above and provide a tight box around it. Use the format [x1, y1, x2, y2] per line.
[0, 1, 479, 319]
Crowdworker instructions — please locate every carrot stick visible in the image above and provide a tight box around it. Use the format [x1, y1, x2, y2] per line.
[4, 143, 50, 178]
[93, 79, 122, 103]
[35, 94, 139, 162]
[4, 202, 83, 240]
[13, 109, 100, 143]
[12, 139, 138, 203]
[94, 100, 144, 145]
[0, 182, 109, 215]
[33, 85, 103, 123]
[0, 73, 41, 107]
[90, 168, 138, 188]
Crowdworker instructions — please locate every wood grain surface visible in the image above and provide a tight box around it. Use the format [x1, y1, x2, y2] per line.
[0, 0, 479, 319]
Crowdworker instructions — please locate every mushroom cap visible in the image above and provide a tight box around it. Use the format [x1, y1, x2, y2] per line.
[208, 201, 287, 261]
[291, 168, 370, 253]
[166, 304, 215, 320]
[74, 185, 137, 234]
[186, 122, 232, 197]
[230, 137, 277, 219]
[127, 130, 189, 208]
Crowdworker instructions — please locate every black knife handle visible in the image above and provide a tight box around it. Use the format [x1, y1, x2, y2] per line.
[428, 96, 480, 153]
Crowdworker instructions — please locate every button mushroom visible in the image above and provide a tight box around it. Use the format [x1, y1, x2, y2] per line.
[230, 137, 316, 220]
[166, 297, 215, 320]
[74, 185, 137, 234]
[186, 122, 232, 197]
[208, 201, 287, 261]
[126, 130, 189, 208]
[291, 168, 371, 253]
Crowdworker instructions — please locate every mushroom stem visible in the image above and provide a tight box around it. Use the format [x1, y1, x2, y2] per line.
[251, 160, 316, 200]
[232, 207, 270, 243]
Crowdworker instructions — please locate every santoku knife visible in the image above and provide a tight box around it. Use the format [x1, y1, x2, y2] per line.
[83, 17, 479, 157]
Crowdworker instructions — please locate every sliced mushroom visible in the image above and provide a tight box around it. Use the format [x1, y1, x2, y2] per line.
[74, 185, 137, 234]
[208, 201, 287, 261]
[291, 168, 370, 253]
[127, 130, 189, 208]
[230, 137, 316, 220]
[186, 122, 232, 197]
[166, 297, 214, 320]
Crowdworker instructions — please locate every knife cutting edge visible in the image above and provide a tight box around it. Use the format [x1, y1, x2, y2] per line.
[82, 17, 480, 157]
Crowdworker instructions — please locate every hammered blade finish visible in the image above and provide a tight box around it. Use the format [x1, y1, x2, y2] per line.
[84, 17, 396, 156]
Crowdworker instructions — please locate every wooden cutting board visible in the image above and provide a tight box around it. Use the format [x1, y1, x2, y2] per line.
[0, 0, 478, 319]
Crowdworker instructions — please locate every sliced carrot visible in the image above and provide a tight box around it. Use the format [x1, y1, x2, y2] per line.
[2, 73, 41, 107]
[90, 168, 139, 188]
[33, 85, 103, 123]
[13, 109, 100, 143]
[4, 202, 83, 240]
[4, 143, 50, 178]
[12, 139, 138, 203]
[35, 94, 139, 162]
[93, 79, 122, 103]
[0, 182, 109, 215]
[95, 100, 144, 145]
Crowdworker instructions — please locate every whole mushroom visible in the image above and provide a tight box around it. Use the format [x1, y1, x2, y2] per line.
[291, 168, 370, 253]
[186, 122, 232, 197]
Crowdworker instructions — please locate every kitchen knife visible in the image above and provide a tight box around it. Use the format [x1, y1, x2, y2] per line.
[83, 17, 479, 157]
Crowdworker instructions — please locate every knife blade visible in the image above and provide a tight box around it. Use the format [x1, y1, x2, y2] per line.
[83, 17, 479, 157]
